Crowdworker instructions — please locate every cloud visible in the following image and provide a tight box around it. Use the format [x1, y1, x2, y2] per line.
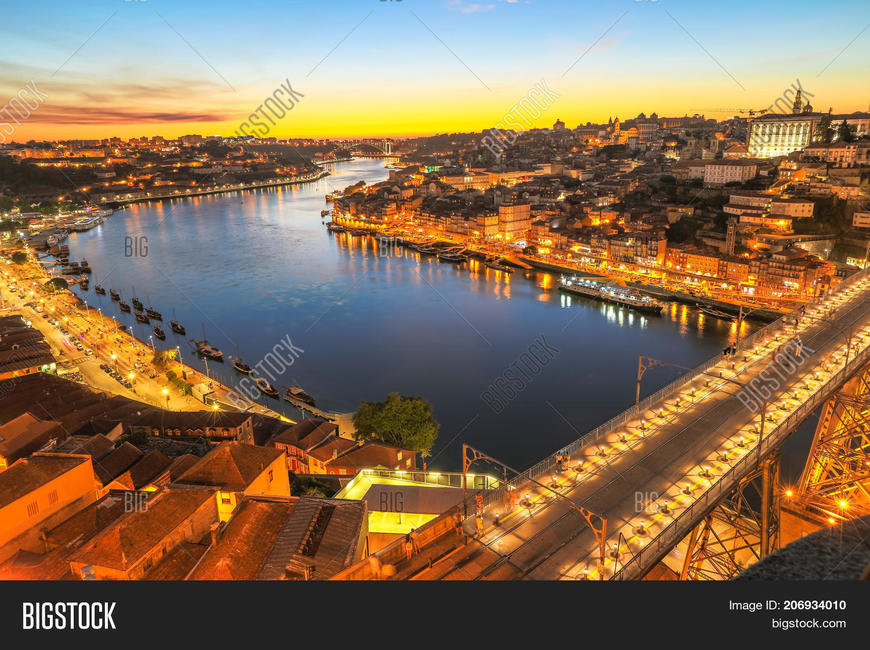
[22, 106, 230, 125]
[447, 0, 496, 13]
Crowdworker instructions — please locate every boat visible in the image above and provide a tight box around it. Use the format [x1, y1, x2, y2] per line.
[192, 339, 223, 361]
[109, 289, 120, 301]
[558, 276, 602, 299]
[119, 301, 131, 312]
[233, 359, 253, 374]
[437, 252, 467, 263]
[485, 258, 514, 273]
[321, 210, 330, 217]
[135, 313, 149, 324]
[326, 222, 347, 233]
[255, 377, 278, 398]
[153, 325, 166, 340]
[131, 298, 143, 311]
[145, 307, 162, 320]
[696, 304, 737, 322]
[118, 324, 127, 332]
[170, 307, 185, 334]
[232, 346, 253, 374]
[599, 285, 663, 315]
[94, 285, 106, 295]
[417, 246, 439, 256]
[80, 279, 89, 291]
[285, 385, 315, 406]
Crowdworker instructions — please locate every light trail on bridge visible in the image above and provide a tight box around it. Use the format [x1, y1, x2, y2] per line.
[439, 270, 870, 581]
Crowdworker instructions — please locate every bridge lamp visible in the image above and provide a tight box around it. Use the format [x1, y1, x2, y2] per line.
[784, 489, 793, 498]
[839, 500, 847, 510]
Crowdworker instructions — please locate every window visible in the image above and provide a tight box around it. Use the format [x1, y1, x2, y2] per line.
[221, 494, 232, 505]
[268, 469, 273, 482]
[48, 489, 58, 505]
[26, 500, 39, 517]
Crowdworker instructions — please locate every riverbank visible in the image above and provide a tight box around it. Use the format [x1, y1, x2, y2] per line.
[326, 221, 785, 322]
[94, 168, 331, 206]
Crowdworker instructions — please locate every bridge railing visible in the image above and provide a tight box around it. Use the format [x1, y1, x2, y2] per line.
[461, 268, 869, 521]
[611, 331, 870, 581]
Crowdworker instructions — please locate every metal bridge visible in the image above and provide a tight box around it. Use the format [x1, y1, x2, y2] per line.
[334, 268, 870, 580]
[337, 139, 393, 155]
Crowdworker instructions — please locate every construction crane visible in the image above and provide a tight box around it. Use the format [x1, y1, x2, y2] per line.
[694, 108, 769, 117]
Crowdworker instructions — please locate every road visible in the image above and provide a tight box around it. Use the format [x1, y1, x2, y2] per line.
[0, 255, 289, 419]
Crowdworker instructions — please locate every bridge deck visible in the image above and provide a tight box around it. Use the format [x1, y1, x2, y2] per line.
[445, 271, 870, 580]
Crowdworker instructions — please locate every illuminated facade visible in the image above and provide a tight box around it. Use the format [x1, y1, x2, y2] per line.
[748, 116, 816, 158]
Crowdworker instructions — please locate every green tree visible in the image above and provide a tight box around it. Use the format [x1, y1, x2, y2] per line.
[352, 392, 439, 457]
[44, 277, 68, 291]
[814, 114, 833, 143]
[837, 120, 855, 143]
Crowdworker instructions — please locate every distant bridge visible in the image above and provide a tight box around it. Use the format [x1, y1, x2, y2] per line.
[338, 139, 393, 155]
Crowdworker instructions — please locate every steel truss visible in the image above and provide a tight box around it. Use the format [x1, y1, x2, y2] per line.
[796, 361, 870, 521]
[677, 455, 780, 580]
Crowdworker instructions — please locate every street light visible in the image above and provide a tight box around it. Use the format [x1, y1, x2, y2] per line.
[162, 387, 169, 408]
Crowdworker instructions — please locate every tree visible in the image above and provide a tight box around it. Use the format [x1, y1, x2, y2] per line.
[814, 114, 833, 143]
[11, 251, 27, 264]
[44, 277, 67, 291]
[352, 392, 439, 457]
[837, 120, 855, 143]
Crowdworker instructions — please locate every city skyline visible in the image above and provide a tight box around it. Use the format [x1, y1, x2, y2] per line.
[2, 0, 869, 141]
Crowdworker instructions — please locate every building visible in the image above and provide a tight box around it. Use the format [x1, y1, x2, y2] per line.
[0, 413, 62, 471]
[187, 495, 367, 580]
[497, 203, 531, 240]
[0, 316, 55, 381]
[174, 442, 290, 521]
[67, 486, 219, 580]
[126, 411, 254, 443]
[748, 114, 817, 158]
[270, 419, 419, 476]
[853, 212, 870, 229]
[0, 453, 99, 563]
[335, 470, 498, 550]
[703, 160, 758, 187]
[748, 110, 870, 158]
[801, 141, 870, 167]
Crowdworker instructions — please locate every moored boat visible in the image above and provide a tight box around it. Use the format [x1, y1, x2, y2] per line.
[285, 385, 315, 406]
[153, 325, 166, 340]
[170, 320, 185, 335]
[233, 359, 253, 374]
[192, 339, 223, 361]
[255, 377, 278, 398]
[95, 285, 106, 295]
[119, 301, 131, 312]
[145, 307, 162, 320]
[110, 289, 120, 301]
[135, 313, 149, 324]
[696, 303, 736, 322]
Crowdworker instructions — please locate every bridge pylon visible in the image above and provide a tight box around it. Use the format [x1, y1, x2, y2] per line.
[792, 359, 870, 524]
[675, 454, 781, 580]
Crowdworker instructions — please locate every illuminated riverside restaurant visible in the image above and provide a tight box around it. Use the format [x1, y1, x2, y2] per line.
[335, 470, 500, 552]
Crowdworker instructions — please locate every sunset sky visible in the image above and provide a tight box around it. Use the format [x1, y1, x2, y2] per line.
[2, 0, 869, 141]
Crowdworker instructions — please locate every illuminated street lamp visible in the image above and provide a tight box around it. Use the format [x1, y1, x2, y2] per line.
[162, 387, 170, 408]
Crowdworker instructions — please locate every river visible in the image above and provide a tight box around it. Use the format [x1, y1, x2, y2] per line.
[64, 158, 822, 476]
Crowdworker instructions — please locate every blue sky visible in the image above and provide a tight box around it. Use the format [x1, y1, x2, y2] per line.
[2, 0, 868, 138]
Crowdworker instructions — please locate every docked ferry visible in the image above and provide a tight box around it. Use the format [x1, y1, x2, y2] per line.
[599, 285, 663, 315]
[559, 276, 663, 315]
[558, 276, 601, 299]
